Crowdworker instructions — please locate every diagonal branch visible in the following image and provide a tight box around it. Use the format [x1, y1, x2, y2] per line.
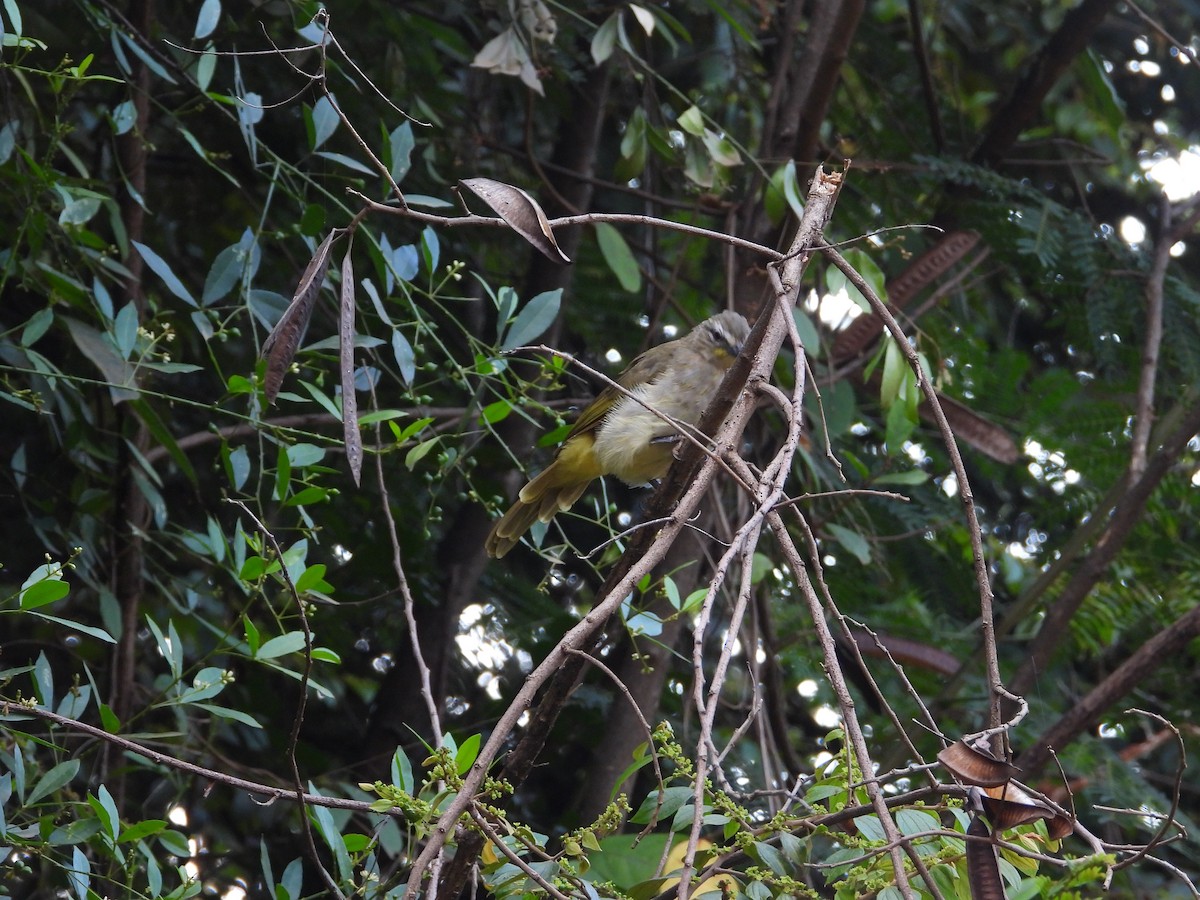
[971, 0, 1120, 166]
[1009, 394, 1200, 697]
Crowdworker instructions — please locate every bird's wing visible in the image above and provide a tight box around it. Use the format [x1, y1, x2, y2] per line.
[563, 345, 673, 441]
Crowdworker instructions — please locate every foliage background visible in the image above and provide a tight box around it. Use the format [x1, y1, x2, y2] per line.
[1, 0, 1200, 897]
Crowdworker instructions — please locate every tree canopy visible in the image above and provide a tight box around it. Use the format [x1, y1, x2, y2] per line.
[2, 1, 1200, 898]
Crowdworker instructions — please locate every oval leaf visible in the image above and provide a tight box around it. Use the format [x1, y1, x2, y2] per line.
[595, 222, 641, 293]
[502, 289, 562, 351]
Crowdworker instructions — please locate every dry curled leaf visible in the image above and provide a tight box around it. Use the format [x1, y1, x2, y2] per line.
[938, 740, 1021, 787]
[460, 177, 570, 264]
[339, 250, 362, 486]
[262, 231, 335, 403]
[982, 783, 1074, 839]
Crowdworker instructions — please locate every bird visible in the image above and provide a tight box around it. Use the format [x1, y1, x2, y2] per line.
[485, 309, 751, 557]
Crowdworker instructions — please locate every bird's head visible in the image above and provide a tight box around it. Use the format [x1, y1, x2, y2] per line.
[695, 310, 751, 366]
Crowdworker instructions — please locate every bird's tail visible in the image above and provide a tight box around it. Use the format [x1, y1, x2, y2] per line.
[485, 445, 599, 557]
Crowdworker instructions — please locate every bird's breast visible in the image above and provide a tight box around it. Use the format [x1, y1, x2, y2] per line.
[591, 364, 725, 485]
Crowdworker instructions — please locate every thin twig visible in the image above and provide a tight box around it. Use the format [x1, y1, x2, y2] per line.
[227, 500, 345, 898]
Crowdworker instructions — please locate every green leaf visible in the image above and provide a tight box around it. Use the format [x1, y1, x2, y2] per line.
[203, 241, 248, 305]
[874, 469, 928, 486]
[194, 702, 262, 728]
[595, 223, 641, 293]
[854, 814, 886, 842]
[27, 759, 80, 805]
[392, 748, 414, 793]
[392, 329, 416, 386]
[501, 288, 562, 351]
[826, 523, 871, 565]
[99, 703, 121, 733]
[19, 570, 70, 609]
[29, 613, 116, 645]
[20, 307, 54, 348]
[118, 819, 167, 844]
[311, 95, 339, 150]
[405, 436, 440, 470]
[157, 830, 191, 856]
[591, 12, 619, 65]
[257, 631, 308, 659]
[48, 817, 102, 846]
[389, 121, 414, 183]
[243, 614, 261, 656]
[194, 0, 220, 39]
[285, 443, 326, 468]
[92, 784, 120, 839]
[309, 784, 353, 881]
[481, 399, 512, 424]
[752, 841, 786, 875]
[295, 563, 332, 594]
[885, 399, 917, 449]
[67, 845, 91, 898]
[133, 241, 197, 307]
[880, 336, 906, 410]
[114, 302, 138, 359]
[677, 105, 705, 136]
[456, 732, 482, 774]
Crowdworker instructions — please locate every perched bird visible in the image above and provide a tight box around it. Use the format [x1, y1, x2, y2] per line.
[485, 310, 751, 557]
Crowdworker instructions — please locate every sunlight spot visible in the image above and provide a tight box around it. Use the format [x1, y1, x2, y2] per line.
[1119, 216, 1146, 245]
[1162, 84, 1175, 102]
[940, 471, 959, 497]
[796, 678, 819, 699]
[1007, 542, 1032, 561]
[1145, 148, 1200, 201]
[332, 543, 353, 563]
[812, 287, 864, 329]
[222, 888, 247, 900]
[605, 348, 622, 364]
[813, 705, 841, 728]
[662, 323, 678, 338]
[168, 805, 189, 827]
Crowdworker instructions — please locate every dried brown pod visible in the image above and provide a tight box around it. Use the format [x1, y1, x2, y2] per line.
[937, 740, 1021, 787]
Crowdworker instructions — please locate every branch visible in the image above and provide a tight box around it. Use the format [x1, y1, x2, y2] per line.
[971, 0, 1120, 166]
[1, 703, 388, 815]
[1129, 195, 1172, 476]
[1009, 394, 1200, 696]
[1017, 604, 1200, 772]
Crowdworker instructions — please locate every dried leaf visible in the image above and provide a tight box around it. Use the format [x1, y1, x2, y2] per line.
[262, 231, 335, 403]
[339, 251, 362, 486]
[460, 177, 570, 264]
[982, 783, 1073, 837]
[937, 741, 1020, 787]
